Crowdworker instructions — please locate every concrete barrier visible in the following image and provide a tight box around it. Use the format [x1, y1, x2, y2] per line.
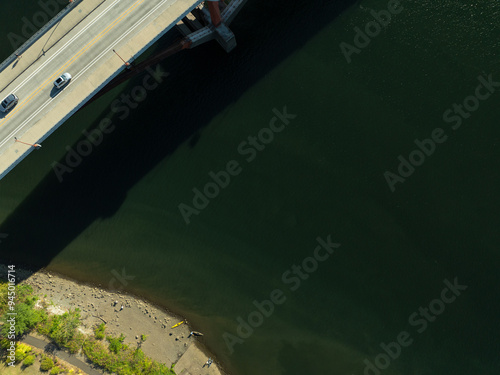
[0, 0, 106, 92]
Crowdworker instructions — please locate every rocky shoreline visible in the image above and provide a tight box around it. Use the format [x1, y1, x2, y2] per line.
[0, 265, 225, 375]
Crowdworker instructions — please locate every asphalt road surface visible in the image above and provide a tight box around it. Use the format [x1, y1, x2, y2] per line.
[0, 0, 199, 177]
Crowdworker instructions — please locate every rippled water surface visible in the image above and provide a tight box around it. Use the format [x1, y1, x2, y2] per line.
[1, 1, 500, 374]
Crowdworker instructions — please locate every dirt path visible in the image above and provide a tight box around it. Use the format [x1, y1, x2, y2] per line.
[22, 334, 102, 375]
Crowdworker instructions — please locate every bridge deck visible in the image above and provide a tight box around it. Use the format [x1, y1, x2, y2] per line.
[0, 0, 201, 180]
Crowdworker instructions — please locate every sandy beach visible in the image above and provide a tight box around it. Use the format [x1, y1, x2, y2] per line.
[1, 265, 225, 375]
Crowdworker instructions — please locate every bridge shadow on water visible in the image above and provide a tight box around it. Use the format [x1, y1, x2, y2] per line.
[0, 0, 358, 273]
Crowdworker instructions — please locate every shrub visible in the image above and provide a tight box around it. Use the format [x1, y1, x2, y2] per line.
[66, 331, 85, 354]
[15, 349, 27, 362]
[14, 343, 32, 362]
[83, 337, 176, 375]
[83, 339, 110, 368]
[94, 323, 106, 340]
[107, 333, 126, 354]
[0, 284, 31, 310]
[47, 309, 81, 348]
[0, 338, 9, 349]
[16, 285, 34, 302]
[17, 343, 31, 353]
[1, 302, 45, 338]
[23, 355, 35, 367]
[50, 366, 61, 375]
[55, 309, 80, 337]
[40, 356, 54, 371]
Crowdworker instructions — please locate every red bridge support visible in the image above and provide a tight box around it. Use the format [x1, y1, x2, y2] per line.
[207, 0, 222, 28]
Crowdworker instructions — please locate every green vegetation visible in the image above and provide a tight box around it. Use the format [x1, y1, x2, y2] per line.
[22, 355, 35, 367]
[0, 283, 47, 339]
[83, 336, 176, 375]
[37, 309, 79, 346]
[65, 332, 85, 354]
[14, 343, 32, 362]
[40, 356, 54, 371]
[94, 323, 106, 340]
[37, 309, 85, 353]
[106, 333, 126, 354]
[0, 280, 177, 375]
[49, 366, 61, 374]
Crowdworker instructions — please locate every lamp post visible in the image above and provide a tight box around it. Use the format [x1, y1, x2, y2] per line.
[112, 49, 131, 68]
[14, 137, 42, 149]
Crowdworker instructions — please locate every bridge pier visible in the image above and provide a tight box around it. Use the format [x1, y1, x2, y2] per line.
[83, 0, 247, 107]
[176, 0, 247, 53]
[207, 0, 222, 28]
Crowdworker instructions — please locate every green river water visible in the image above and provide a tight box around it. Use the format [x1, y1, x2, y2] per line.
[1, 1, 499, 374]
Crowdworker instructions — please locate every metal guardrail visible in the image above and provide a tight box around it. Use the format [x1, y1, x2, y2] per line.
[0, 0, 84, 75]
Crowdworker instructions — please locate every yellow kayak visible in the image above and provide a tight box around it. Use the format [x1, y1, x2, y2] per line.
[171, 320, 184, 329]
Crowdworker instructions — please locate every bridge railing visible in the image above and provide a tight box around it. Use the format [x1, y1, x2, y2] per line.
[0, 0, 84, 75]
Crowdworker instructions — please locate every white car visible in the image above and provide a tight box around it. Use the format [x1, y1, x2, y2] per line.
[0, 94, 19, 112]
[54, 73, 72, 89]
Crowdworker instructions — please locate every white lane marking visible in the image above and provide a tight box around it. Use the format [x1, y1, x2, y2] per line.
[75, 0, 175, 80]
[0, 0, 177, 149]
[1, 0, 121, 98]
